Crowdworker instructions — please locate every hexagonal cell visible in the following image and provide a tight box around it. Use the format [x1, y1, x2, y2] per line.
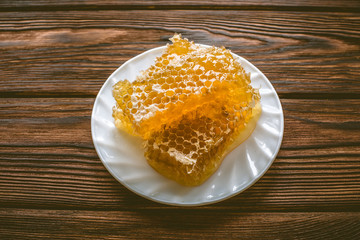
[169, 127, 177, 134]
[183, 148, 191, 154]
[190, 137, 197, 144]
[148, 91, 157, 99]
[169, 133, 176, 141]
[166, 76, 174, 84]
[161, 83, 170, 90]
[180, 69, 187, 75]
[163, 130, 170, 138]
[126, 102, 133, 108]
[144, 85, 152, 93]
[157, 77, 165, 84]
[186, 68, 195, 75]
[175, 87, 182, 94]
[199, 126, 207, 134]
[208, 73, 216, 80]
[190, 144, 197, 152]
[126, 88, 133, 95]
[183, 141, 192, 148]
[179, 82, 186, 88]
[187, 81, 195, 88]
[168, 81, 176, 88]
[160, 144, 169, 152]
[175, 144, 184, 152]
[168, 141, 176, 148]
[161, 96, 170, 104]
[204, 60, 213, 69]
[183, 88, 191, 95]
[171, 95, 179, 102]
[195, 68, 203, 75]
[166, 90, 175, 97]
[184, 126, 192, 134]
[176, 130, 185, 137]
[215, 61, 223, 69]
[175, 76, 182, 82]
[151, 71, 159, 78]
[175, 136, 183, 144]
[182, 75, 189, 82]
[140, 93, 146, 100]
[153, 96, 161, 104]
[191, 122, 201, 130]
[183, 131, 192, 140]
[200, 74, 207, 80]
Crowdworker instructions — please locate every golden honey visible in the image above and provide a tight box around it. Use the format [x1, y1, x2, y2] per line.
[113, 34, 261, 186]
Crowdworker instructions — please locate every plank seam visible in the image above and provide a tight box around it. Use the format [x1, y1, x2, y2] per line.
[0, 5, 359, 13]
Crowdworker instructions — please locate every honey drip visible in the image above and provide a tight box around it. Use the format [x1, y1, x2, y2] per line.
[113, 34, 261, 186]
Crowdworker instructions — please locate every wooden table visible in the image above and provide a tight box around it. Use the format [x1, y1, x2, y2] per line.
[1, 1, 359, 239]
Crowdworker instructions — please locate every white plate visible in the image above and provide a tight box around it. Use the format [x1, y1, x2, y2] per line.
[91, 45, 284, 206]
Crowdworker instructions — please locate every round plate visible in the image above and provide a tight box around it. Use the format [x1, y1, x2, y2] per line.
[91, 45, 284, 206]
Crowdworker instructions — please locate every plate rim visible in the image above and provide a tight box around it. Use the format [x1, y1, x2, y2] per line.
[91, 45, 284, 206]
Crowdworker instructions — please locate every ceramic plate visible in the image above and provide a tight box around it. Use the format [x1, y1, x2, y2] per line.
[91, 45, 284, 206]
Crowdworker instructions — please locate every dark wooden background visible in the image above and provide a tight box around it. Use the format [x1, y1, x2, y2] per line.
[1, 0, 359, 239]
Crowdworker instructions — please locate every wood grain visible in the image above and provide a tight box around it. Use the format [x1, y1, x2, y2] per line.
[1, 10, 359, 97]
[0, 209, 359, 239]
[1, 0, 359, 10]
[0, 98, 359, 211]
[1, 1, 359, 238]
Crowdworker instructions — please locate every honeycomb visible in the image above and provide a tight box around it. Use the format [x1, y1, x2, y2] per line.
[113, 34, 261, 186]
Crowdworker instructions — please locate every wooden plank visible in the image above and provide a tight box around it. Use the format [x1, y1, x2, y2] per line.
[1, 98, 359, 146]
[0, 209, 359, 239]
[0, 0, 359, 10]
[0, 98, 359, 210]
[1, 10, 359, 97]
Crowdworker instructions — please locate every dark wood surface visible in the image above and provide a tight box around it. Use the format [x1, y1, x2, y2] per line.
[1, 1, 359, 239]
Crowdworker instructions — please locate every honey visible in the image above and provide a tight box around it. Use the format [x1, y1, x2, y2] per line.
[113, 34, 261, 186]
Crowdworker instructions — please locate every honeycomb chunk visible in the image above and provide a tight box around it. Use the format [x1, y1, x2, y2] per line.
[113, 34, 256, 139]
[113, 34, 261, 186]
[145, 102, 261, 186]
